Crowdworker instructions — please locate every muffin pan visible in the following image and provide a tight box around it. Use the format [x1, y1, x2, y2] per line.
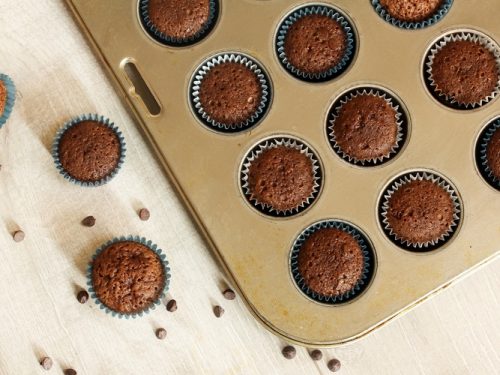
[65, 0, 500, 346]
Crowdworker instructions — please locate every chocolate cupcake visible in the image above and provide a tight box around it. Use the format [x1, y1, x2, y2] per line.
[328, 87, 407, 166]
[191, 53, 271, 132]
[372, 0, 452, 29]
[290, 220, 375, 304]
[425, 31, 500, 109]
[380, 172, 461, 250]
[0, 73, 16, 128]
[139, 0, 219, 46]
[241, 137, 322, 217]
[276, 5, 356, 82]
[88, 236, 171, 318]
[52, 114, 126, 187]
[476, 117, 500, 190]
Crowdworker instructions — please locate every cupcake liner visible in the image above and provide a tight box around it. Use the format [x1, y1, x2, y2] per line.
[275, 5, 357, 82]
[379, 171, 462, 251]
[51, 113, 126, 187]
[372, 0, 453, 30]
[86, 236, 171, 319]
[190, 53, 271, 133]
[476, 117, 500, 190]
[290, 220, 375, 304]
[424, 31, 500, 110]
[138, 0, 219, 47]
[0, 73, 16, 128]
[327, 87, 407, 166]
[240, 136, 322, 217]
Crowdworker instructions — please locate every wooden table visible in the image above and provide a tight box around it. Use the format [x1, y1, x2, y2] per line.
[0, 1, 498, 374]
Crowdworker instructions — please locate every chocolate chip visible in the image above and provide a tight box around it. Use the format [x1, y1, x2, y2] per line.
[12, 230, 25, 242]
[222, 288, 236, 300]
[40, 357, 53, 370]
[138, 208, 150, 221]
[64, 369, 77, 375]
[156, 328, 167, 340]
[166, 299, 177, 312]
[310, 349, 322, 361]
[327, 359, 341, 372]
[81, 216, 96, 227]
[282, 345, 296, 359]
[77, 290, 89, 304]
[213, 305, 224, 318]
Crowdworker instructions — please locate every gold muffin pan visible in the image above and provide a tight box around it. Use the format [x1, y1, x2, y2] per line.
[65, 0, 500, 346]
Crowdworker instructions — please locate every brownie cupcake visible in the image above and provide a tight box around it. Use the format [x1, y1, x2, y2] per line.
[241, 137, 322, 216]
[191, 53, 271, 132]
[476, 118, 500, 190]
[0, 73, 16, 128]
[425, 32, 500, 109]
[276, 5, 356, 82]
[139, 0, 218, 46]
[380, 172, 461, 250]
[290, 220, 375, 304]
[328, 88, 406, 165]
[88, 236, 170, 317]
[52, 114, 126, 186]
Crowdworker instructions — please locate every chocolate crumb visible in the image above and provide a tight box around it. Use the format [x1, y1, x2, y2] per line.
[12, 230, 25, 242]
[138, 208, 150, 221]
[282, 345, 296, 359]
[40, 357, 53, 370]
[327, 358, 341, 372]
[310, 349, 322, 361]
[81, 216, 96, 227]
[166, 299, 177, 312]
[77, 290, 89, 304]
[64, 369, 77, 375]
[156, 328, 167, 340]
[213, 305, 224, 318]
[222, 288, 236, 300]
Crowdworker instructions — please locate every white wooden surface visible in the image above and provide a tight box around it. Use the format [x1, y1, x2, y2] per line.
[0, 1, 498, 374]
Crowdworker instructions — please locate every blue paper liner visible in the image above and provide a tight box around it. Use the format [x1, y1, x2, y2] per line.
[190, 52, 272, 133]
[379, 171, 462, 251]
[0, 73, 16, 128]
[138, 0, 219, 47]
[372, 0, 453, 29]
[290, 220, 375, 305]
[275, 4, 357, 82]
[86, 236, 171, 319]
[476, 117, 500, 191]
[240, 136, 322, 217]
[52, 114, 126, 187]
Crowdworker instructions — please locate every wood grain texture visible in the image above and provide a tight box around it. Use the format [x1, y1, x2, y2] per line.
[0, 1, 498, 374]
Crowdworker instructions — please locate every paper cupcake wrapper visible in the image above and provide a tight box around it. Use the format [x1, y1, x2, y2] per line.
[476, 117, 500, 190]
[290, 220, 375, 304]
[0, 73, 16, 128]
[190, 53, 271, 133]
[275, 5, 357, 82]
[380, 171, 462, 251]
[240, 136, 322, 217]
[327, 87, 407, 166]
[372, 0, 453, 30]
[52, 113, 126, 187]
[86, 236, 171, 319]
[138, 0, 219, 47]
[425, 31, 500, 109]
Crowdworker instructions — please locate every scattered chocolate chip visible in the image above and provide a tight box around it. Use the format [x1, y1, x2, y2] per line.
[166, 299, 177, 312]
[77, 290, 89, 304]
[213, 305, 224, 318]
[81, 216, 96, 227]
[64, 369, 77, 375]
[40, 357, 53, 370]
[138, 208, 150, 221]
[327, 359, 341, 372]
[310, 349, 322, 361]
[12, 230, 25, 242]
[282, 345, 296, 359]
[156, 328, 167, 340]
[222, 288, 236, 300]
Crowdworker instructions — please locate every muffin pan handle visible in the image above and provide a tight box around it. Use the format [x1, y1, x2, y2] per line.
[121, 59, 161, 116]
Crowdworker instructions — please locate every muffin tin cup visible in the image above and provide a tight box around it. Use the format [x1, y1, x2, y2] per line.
[86, 236, 171, 319]
[290, 220, 375, 305]
[190, 52, 272, 133]
[240, 136, 322, 217]
[476, 117, 500, 190]
[327, 87, 407, 166]
[138, 0, 219, 47]
[51, 113, 127, 187]
[275, 4, 357, 82]
[0, 73, 16, 128]
[371, 0, 453, 30]
[379, 171, 462, 251]
[424, 31, 500, 110]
